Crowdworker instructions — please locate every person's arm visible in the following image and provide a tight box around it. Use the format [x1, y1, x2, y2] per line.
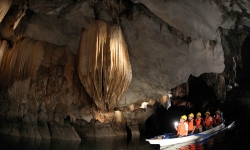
[201, 119, 204, 127]
[191, 121, 196, 134]
[184, 123, 188, 136]
[217, 115, 222, 125]
[175, 124, 179, 137]
[209, 117, 213, 127]
[175, 123, 178, 131]
[197, 119, 203, 128]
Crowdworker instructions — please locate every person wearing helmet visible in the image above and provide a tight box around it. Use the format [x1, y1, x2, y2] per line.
[213, 110, 222, 126]
[174, 115, 188, 137]
[195, 112, 204, 133]
[188, 113, 196, 134]
[204, 111, 213, 130]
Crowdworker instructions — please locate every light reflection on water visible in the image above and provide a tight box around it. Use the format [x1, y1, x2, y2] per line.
[0, 127, 247, 150]
[177, 143, 204, 150]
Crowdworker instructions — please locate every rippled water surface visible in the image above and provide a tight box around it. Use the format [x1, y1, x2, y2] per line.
[0, 122, 248, 150]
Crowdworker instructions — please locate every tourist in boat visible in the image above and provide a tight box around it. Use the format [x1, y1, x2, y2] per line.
[204, 111, 213, 130]
[219, 109, 224, 122]
[213, 110, 222, 126]
[187, 113, 196, 134]
[174, 115, 188, 137]
[195, 112, 204, 133]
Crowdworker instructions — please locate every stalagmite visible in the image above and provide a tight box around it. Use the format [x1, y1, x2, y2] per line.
[78, 20, 132, 112]
[0, 0, 12, 22]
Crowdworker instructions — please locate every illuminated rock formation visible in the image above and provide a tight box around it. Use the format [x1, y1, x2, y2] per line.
[0, 38, 83, 140]
[0, 38, 44, 88]
[159, 94, 172, 110]
[0, 0, 27, 40]
[78, 20, 132, 112]
[0, 0, 12, 22]
[0, 40, 9, 67]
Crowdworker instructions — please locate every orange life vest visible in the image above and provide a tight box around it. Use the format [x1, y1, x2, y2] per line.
[177, 122, 187, 136]
[196, 118, 203, 128]
[188, 119, 195, 131]
[205, 116, 212, 127]
[213, 114, 221, 125]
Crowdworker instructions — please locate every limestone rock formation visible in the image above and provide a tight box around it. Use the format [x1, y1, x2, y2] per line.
[0, 0, 12, 22]
[0, 37, 83, 140]
[119, 1, 225, 104]
[0, 0, 250, 140]
[78, 20, 132, 112]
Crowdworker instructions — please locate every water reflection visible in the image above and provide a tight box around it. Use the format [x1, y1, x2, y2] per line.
[0, 134, 81, 150]
[178, 143, 203, 150]
[0, 134, 158, 150]
[0, 126, 246, 150]
[79, 136, 159, 150]
[175, 131, 236, 150]
[81, 137, 130, 150]
[163, 132, 225, 150]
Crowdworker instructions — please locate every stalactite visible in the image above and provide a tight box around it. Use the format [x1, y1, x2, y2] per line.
[13, 0, 27, 30]
[0, 38, 44, 88]
[0, 0, 12, 22]
[0, 40, 9, 69]
[78, 20, 132, 112]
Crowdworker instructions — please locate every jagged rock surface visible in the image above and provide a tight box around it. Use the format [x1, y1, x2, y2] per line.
[0, 0, 250, 139]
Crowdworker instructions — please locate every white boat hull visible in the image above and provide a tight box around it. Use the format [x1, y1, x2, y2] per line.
[146, 122, 234, 148]
[146, 135, 200, 147]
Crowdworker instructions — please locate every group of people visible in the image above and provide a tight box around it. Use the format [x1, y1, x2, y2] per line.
[174, 110, 223, 137]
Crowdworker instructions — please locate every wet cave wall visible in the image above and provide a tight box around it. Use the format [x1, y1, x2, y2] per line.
[0, 0, 250, 141]
[145, 33, 250, 138]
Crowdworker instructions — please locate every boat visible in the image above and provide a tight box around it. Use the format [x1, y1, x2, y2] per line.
[146, 121, 235, 149]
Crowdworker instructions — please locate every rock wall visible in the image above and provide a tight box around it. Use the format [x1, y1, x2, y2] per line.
[0, 25, 140, 140]
[0, 37, 84, 140]
[0, 0, 250, 140]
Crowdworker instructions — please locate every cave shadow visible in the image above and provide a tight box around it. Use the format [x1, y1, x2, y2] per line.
[144, 104, 187, 138]
[144, 74, 226, 138]
[237, 35, 250, 86]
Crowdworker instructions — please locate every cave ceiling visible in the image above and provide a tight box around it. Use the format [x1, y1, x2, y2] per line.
[1, 0, 250, 106]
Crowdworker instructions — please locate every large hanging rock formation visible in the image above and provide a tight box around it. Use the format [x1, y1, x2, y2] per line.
[78, 20, 132, 112]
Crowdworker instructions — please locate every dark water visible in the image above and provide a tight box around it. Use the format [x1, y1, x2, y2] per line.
[0, 122, 248, 150]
